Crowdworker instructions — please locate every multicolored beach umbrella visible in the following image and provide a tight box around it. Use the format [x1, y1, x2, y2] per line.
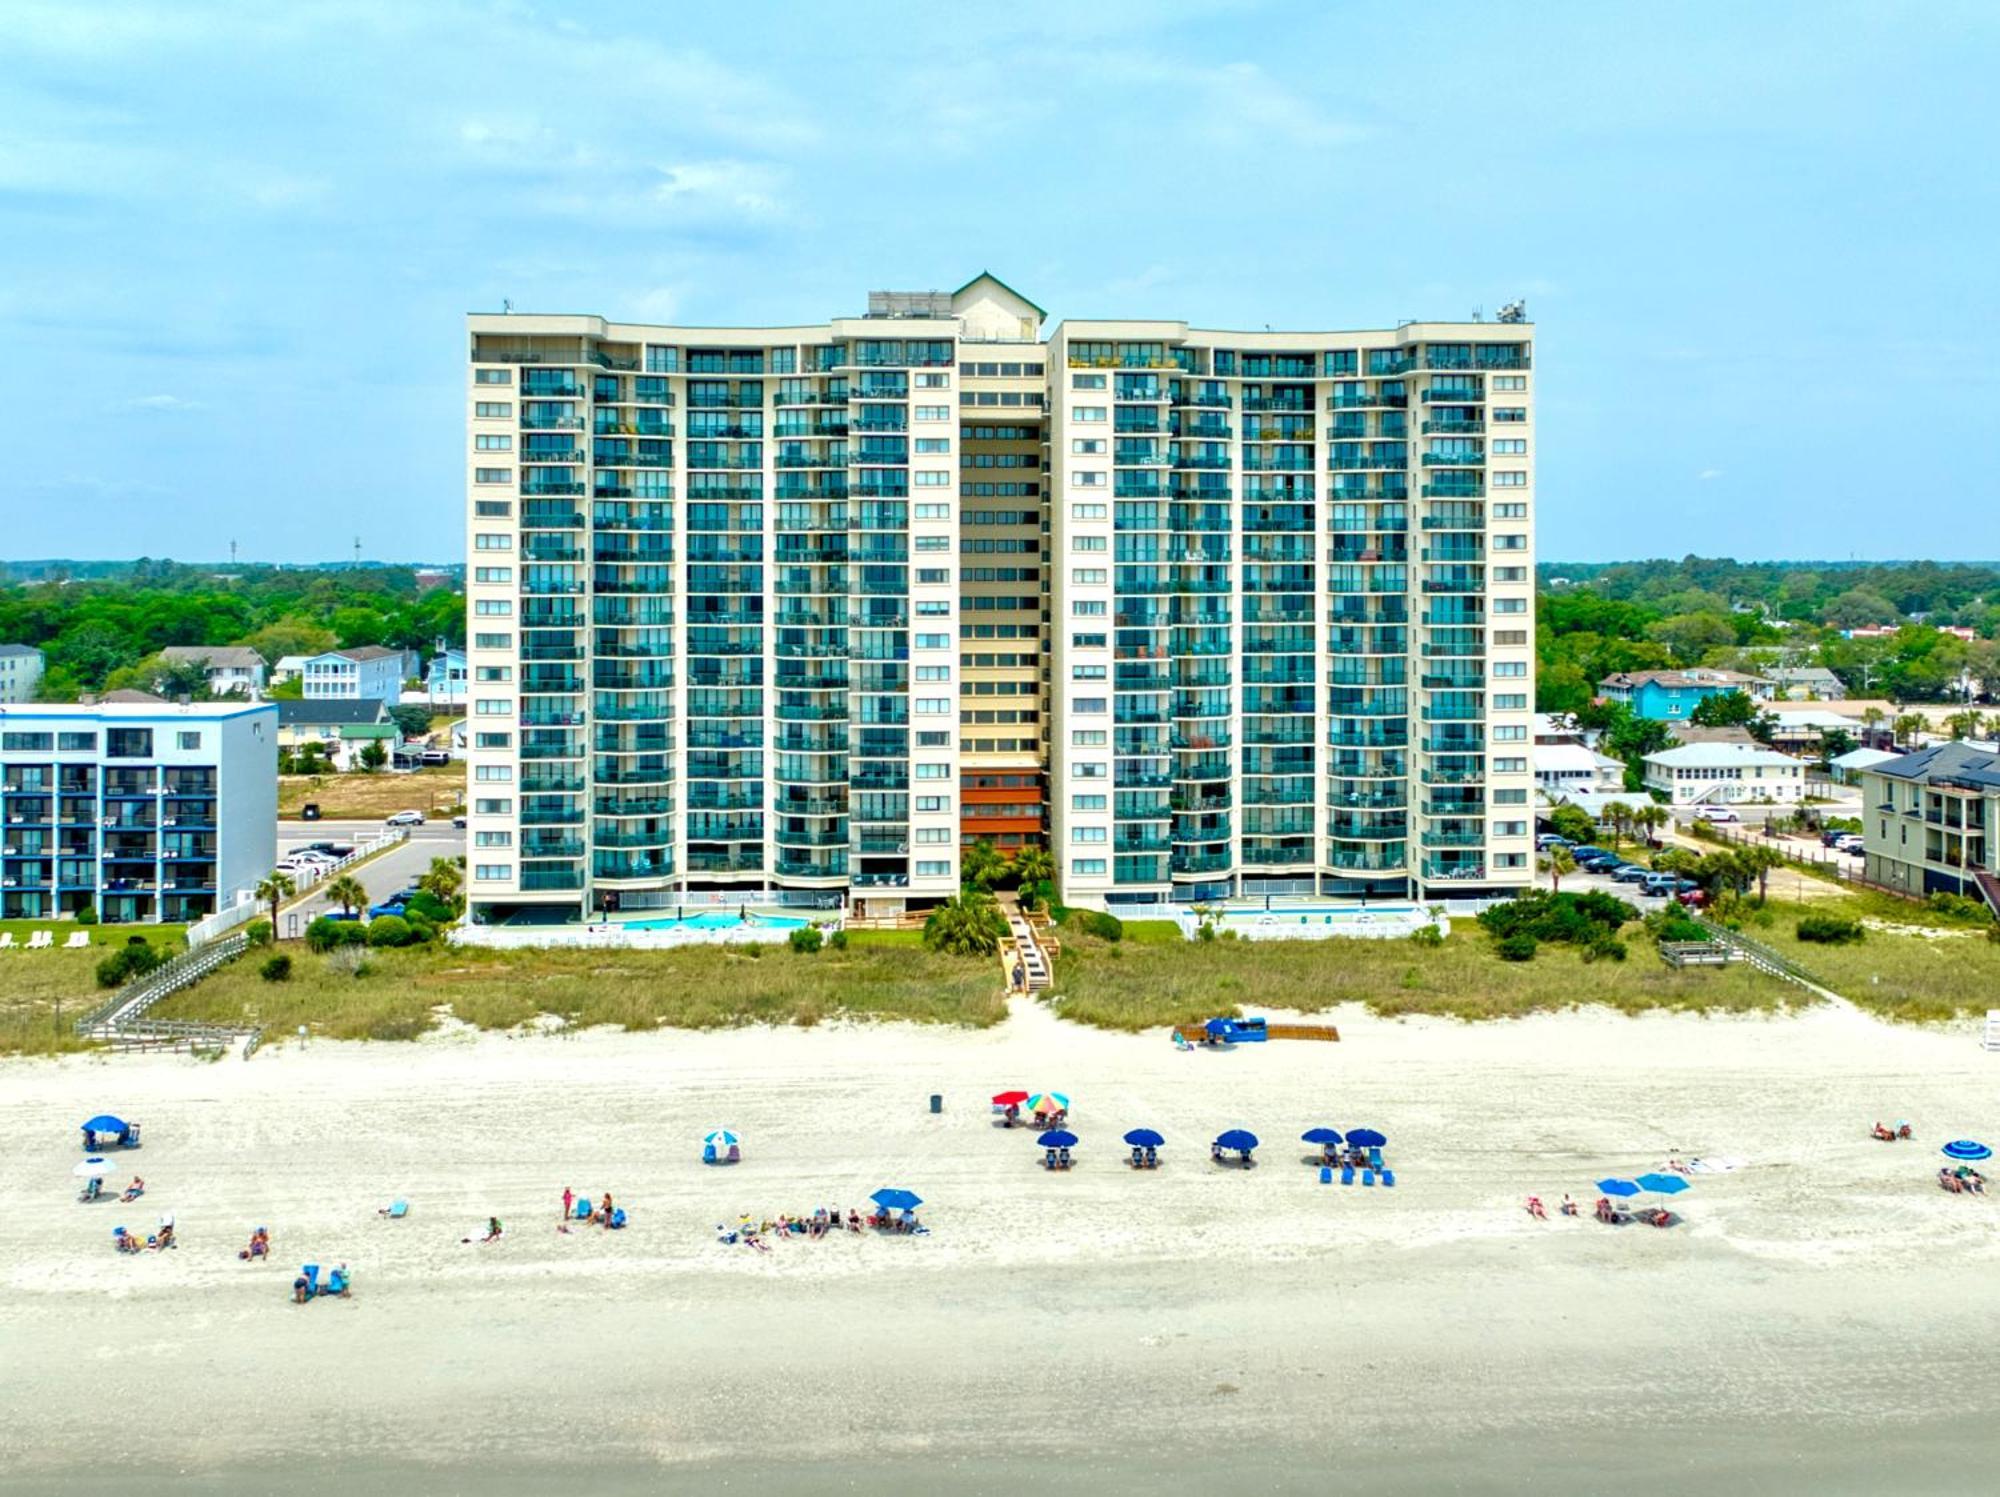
[1028, 1092, 1069, 1114]
[704, 1129, 740, 1148]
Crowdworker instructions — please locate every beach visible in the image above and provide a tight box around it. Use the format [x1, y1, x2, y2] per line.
[5, 997, 2000, 1494]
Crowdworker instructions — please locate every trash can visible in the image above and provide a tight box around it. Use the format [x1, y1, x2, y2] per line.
[929, 1094, 942, 1114]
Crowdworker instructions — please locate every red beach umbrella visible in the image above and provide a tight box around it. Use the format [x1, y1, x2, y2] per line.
[992, 1090, 1029, 1107]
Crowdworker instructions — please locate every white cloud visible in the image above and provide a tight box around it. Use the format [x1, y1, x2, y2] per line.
[653, 161, 785, 219]
[1697, 468, 1724, 481]
[124, 394, 202, 412]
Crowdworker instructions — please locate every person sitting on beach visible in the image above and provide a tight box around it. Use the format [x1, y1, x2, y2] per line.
[114, 1227, 139, 1254]
[1526, 1196, 1547, 1219]
[1940, 1170, 1962, 1193]
[1595, 1196, 1615, 1223]
[293, 1272, 311, 1303]
[1044, 1147, 1058, 1170]
[121, 1177, 145, 1203]
[1560, 1194, 1578, 1217]
[152, 1222, 175, 1251]
[1005, 1103, 1020, 1128]
[812, 1207, 829, 1238]
[1957, 1167, 1986, 1193]
[481, 1217, 503, 1242]
[847, 1208, 862, 1232]
[1872, 1122, 1895, 1141]
[239, 1228, 269, 1261]
[1211, 1142, 1224, 1163]
[1897, 1121, 1914, 1139]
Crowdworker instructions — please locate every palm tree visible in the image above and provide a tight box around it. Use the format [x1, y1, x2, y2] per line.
[1945, 709, 1981, 741]
[1601, 800, 1636, 850]
[255, 871, 296, 936]
[960, 838, 1007, 893]
[419, 856, 462, 905]
[1892, 712, 1926, 748]
[1737, 843, 1784, 902]
[922, 891, 1007, 957]
[324, 874, 367, 918]
[1632, 803, 1669, 849]
[1013, 845, 1054, 890]
[1541, 845, 1576, 893]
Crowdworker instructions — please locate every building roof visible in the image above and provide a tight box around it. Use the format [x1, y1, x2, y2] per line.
[1866, 740, 2000, 791]
[1601, 668, 1769, 691]
[1768, 666, 1843, 687]
[1533, 712, 1585, 742]
[1766, 708, 1855, 731]
[952, 271, 1047, 319]
[0, 643, 44, 659]
[1831, 747, 1901, 772]
[0, 700, 272, 719]
[274, 655, 310, 671]
[337, 646, 402, 662]
[100, 689, 169, 704]
[1669, 724, 1758, 746]
[1645, 743, 1803, 770]
[1534, 743, 1622, 776]
[276, 699, 389, 727]
[160, 645, 266, 669]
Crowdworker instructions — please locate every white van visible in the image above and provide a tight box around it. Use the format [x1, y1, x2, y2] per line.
[1694, 806, 1741, 824]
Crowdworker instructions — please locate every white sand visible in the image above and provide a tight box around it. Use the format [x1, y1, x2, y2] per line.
[4, 997, 2000, 1492]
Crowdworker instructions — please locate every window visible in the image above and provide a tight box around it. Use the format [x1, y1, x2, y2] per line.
[915, 828, 951, 845]
[475, 434, 512, 451]
[1494, 567, 1527, 583]
[474, 732, 511, 749]
[1071, 438, 1106, 455]
[473, 632, 512, 649]
[1492, 439, 1527, 455]
[1072, 793, 1107, 811]
[475, 401, 513, 418]
[1494, 756, 1527, 773]
[473, 567, 513, 583]
[172, 731, 200, 751]
[474, 368, 511, 384]
[915, 438, 950, 454]
[915, 601, 951, 616]
[475, 831, 513, 848]
[1071, 568, 1107, 585]
[915, 633, 951, 650]
[1070, 858, 1107, 875]
[1493, 376, 1526, 391]
[1073, 406, 1106, 422]
[1495, 821, 1528, 837]
[1072, 373, 1106, 390]
[474, 864, 511, 881]
[475, 500, 513, 517]
[915, 795, 950, 812]
[1494, 693, 1528, 710]
[915, 471, 951, 486]
[1496, 853, 1528, 870]
[1072, 600, 1107, 617]
[916, 568, 950, 585]
[914, 405, 950, 421]
[1071, 503, 1107, 520]
[914, 535, 950, 552]
[1071, 730, 1108, 746]
[1494, 503, 1528, 519]
[1071, 471, 1106, 487]
[915, 763, 951, 779]
[474, 600, 513, 616]
[1071, 664, 1107, 680]
[1073, 761, 1106, 778]
[1494, 598, 1527, 614]
[1071, 697, 1107, 714]
[1071, 632, 1107, 648]
[1494, 725, 1527, 742]
[474, 765, 514, 782]
[915, 666, 951, 682]
[1493, 788, 1528, 805]
[1493, 471, 1527, 487]
[474, 666, 513, 682]
[475, 699, 509, 715]
[475, 467, 511, 484]
[916, 860, 952, 877]
[1493, 661, 1527, 678]
[474, 797, 513, 814]
[1071, 826, 1107, 844]
[58, 732, 96, 752]
[914, 503, 951, 520]
[1071, 535, 1106, 552]
[916, 372, 950, 388]
[474, 533, 513, 550]
[915, 697, 952, 714]
[1494, 407, 1527, 423]
[1491, 533, 1527, 550]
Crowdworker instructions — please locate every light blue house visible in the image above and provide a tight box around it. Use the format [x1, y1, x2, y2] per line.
[1598, 668, 1774, 721]
[425, 647, 467, 707]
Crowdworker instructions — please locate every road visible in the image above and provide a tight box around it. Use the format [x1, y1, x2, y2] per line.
[277, 824, 466, 937]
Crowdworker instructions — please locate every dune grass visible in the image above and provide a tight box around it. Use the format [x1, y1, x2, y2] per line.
[1049, 923, 1791, 1030]
[1717, 894, 2000, 1023]
[0, 923, 188, 1056]
[148, 938, 1006, 1043]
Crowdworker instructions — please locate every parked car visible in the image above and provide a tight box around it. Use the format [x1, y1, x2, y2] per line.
[1640, 872, 1677, 896]
[451, 815, 467, 829]
[1677, 888, 1711, 908]
[1576, 853, 1623, 873]
[386, 810, 425, 827]
[1833, 834, 1864, 853]
[1610, 864, 1653, 884]
[1820, 829, 1849, 848]
[1694, 807, 1741, 823]
[367, 897, 410, 920]
[1536, 833, 1574, 851]
[1570, 846, 1609, 862]
[305, 842, 355, 858]
[279, 851, 334, 870]
[300, 803, 321, 821]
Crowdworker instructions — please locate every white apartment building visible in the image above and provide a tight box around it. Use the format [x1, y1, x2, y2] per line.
[0, 701, 277, 923]
[1643, 743, 1806, 807]
[463, 283, 1535, 926]
[0, 644, 46, 703]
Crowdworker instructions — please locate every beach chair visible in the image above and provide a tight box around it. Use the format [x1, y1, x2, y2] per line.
[1043, 1148, 1058, 1171]
[1130, 1146, 1145, 1169]
[1367, 1147, 1384, 1170]
[0, 932, 14, 949]
[1320, 1166, 1333, 1185]
[78, 1178, 102, 1203]
[1341, 1164, 1355, 1186]
[726, 1143, 740, 1164]
[382, 1199, 409, 1219]
[573, 1198, 592, 1221]
[300, 1264, 321, 1300]
[64, 931, 90, 949]
[324, 1265, 351, 1296]
[702, 1142, 717, 1164]
[28, 930, 53, 949]
[1144, 1145, 1159, 1169]
[608, 1208, 627, 1230]
[1361, 1168, 1375, 1187]
[1381, 1169, 1395, 1188]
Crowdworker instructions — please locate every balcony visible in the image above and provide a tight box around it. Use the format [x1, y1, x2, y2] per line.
[1422, 858, 1487, 882]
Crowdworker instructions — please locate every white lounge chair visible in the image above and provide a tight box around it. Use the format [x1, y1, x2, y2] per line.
[0, 932, 16, 950]
[64, 931, 90, 949]
[28, 930, 53, 949]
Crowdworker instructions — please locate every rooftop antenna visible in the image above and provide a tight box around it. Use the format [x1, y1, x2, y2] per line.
[502, 298, 514, 314]
[229, 539, 238, 567]
[1472, 305, 1483, 322]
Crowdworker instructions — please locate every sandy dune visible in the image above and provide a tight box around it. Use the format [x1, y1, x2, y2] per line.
[3, 997, 1998, 1493]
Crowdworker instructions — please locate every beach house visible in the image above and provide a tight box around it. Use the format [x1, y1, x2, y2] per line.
[1858, 742, 2000, 907]
[158, 645, 268, 698]
[299, 646, 405, 704]
[0, 644, 45, 703]
[1598, 668, 1774, 721]
[1642, 742, 1806, 807]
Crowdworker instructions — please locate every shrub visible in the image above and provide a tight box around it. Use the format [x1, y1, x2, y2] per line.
[1068, 909, 1123, 942]
[305, 915, 366, 953]
[1478, 891, 1635, 949]
[366, 914, 412, 948]
[246, 919, 273, 947]
[788, 925, 824, 954]
[1497, 932, 1539, 962]
[828, 929, 849, 951]
[260, 954, 293, 982]
[402, 914, 437, 945]
[1408, 923, 1444, 949]
[1197, 922, 1217, 943]
[1796, 914, 1865, 945]
[1653, 911, 1709, 944]
[1583, 935, 1628, 963]
[1925, 892, 1993, 925]
[403, 889, 456, 925]
[75, 905, 98, 926]
[93, 939, 162, 989]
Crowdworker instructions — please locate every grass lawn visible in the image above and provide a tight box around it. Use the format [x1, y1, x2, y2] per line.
[1050, 922, 1790, 1030]
[148, 939, 1006, 1042]
[278, 765, 465, 821]
[0, 923, 188, 1056]
[1718, 894, 2000, 1022]
[844, 929, 926, 950]
[1117, 919, 1184, 945]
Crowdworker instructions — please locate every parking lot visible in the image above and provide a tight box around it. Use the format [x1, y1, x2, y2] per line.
[276, 817, 467, 937]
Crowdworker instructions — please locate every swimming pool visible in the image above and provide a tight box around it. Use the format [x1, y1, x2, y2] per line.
[620, 912, 810, 932]
[1175, 903, 1443, 942]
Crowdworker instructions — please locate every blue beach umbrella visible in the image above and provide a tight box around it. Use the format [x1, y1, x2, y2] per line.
[871, 1188, 922, 1211]
[1037, 1130, 1079, 1149]
[1596, 1178, 1641, 1198]
[1942, 1140, 1992, 1162]
[1214, 1129, 1259, 1152]
[703, 1129, 740, 1148]
[1345, 1128, 1388, 1149]
[1301, 1128, 1344, 1145]
[1122, 1129, 1164, 1148]
[1634, 1174, 1690, 1196]
[82, 1114, 129, 1136]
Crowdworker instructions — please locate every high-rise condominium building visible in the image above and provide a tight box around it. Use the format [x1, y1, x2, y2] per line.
[463, 277, 1534, 926]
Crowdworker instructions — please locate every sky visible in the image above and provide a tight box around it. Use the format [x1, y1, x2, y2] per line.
[2, 0, 1995, 565]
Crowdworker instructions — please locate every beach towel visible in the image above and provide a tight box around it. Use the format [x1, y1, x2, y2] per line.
[1683, 1156, 1746, 1175]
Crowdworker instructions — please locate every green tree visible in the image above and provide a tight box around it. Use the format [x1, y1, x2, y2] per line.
[255, 871, 297, 936]
[1689, 690, 1759, 728]
[1548, 803, 1597, 846]
[419, 857, 463, 908]
[961, 838, 1008, 893]
[388, 704, 434, 740]
[1541, 845, 1576, 893]
[1013, 845, 1055, 889]
[324, 874, 367, 918]
[358, 739, 389, 771]
[922, 891, 1007, 957]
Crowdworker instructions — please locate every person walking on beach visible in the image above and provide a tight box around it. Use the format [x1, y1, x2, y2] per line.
[562, 1186, 574, 1223]
[599, 1192, 614, 1227]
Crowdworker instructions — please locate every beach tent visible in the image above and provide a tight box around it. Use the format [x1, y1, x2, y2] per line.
[81, 1115, 134, 1147]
